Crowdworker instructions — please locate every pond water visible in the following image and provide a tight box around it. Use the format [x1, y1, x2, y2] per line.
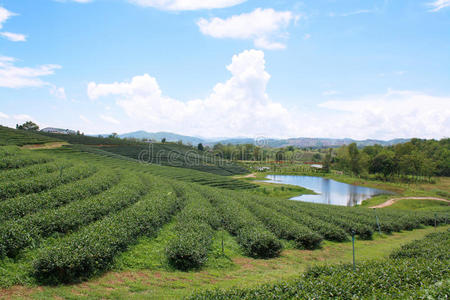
[265, 175, 391, 206]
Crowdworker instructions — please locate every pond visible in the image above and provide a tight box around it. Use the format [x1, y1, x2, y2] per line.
[264, 175, 391, 206]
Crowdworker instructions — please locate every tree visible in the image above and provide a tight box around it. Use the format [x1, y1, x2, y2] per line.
[370, 151, 395, 179]
[348, 143, 360, 175]
[109, 133, 118, 139]
[322, 149, 332, 173]
[197, 143, 204, 151]
[16, 121, 39, 131]
[161, 138, 166, 143]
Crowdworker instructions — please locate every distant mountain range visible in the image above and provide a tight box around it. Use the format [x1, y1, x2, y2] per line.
[113, 131, 410, 148]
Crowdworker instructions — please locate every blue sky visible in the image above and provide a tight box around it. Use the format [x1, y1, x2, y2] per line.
[0, 0, 449, 139]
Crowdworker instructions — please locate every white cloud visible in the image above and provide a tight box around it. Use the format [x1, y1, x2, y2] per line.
[0, 56, 61, 88]
[87, 50, 450, 140]
[0, 7, 16, 29]
[100, 114, 120, 124]
[197, 8, 297, 50]
[0, 112, 9, 119]
[428, 0, 450, 11]
[319, 90, 450, 139]
[329, 9, 374, 17]
[0, 7, 26, 42]
[49, 85, 67, 99]
[128, 0, 245, 10]
[88, 49, 296, 137]
[0, 32, 26, 42]
[303, 33, 311, 40]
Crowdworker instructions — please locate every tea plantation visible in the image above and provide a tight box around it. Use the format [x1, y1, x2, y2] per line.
[0, 145, 448, 289]
[188, 230, 450, 299]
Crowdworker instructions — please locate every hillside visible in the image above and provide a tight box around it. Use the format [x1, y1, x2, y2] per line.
[0, 125, 62, 146]
[94, 143, 249, 176]
[0, 145, 447, 293]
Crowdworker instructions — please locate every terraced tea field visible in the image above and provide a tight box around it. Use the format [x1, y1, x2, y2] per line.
[0, 145, 448, 290]
[0, 126, 61, 146]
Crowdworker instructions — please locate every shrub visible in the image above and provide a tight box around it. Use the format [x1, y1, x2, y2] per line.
[198, 187, 282, 258]
[32, 179, 182, 283]
[166, 185, 220, 270]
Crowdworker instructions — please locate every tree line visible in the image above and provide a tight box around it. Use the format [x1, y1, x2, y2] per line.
[331, 138, 449, 180]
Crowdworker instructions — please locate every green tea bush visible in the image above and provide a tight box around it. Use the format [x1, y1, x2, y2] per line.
[166, 185, 220, 270]
[0, 155, 53, 170]
[198, 187, 282, 258]
[0, 164, 96, 200]
[32, 179, 182, 283]
[251, 195, 348, 242]
[188, 231, 450, 299]
[241, 199, 322, 249]
[0, 168, 120, 222]
[0, 172, 146, 257]
[0, 161, 70, 181]
[390, 230, 449, 260]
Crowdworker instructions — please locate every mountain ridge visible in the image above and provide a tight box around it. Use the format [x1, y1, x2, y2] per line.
[116, 131, 410, 148]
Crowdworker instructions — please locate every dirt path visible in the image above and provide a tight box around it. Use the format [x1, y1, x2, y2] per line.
[21, 142, 68, 150]
[243, 173, 256, 178]
[370, 197, 450, 208]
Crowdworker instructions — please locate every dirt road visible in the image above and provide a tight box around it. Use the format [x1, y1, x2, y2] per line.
[370, 197, 450, 208]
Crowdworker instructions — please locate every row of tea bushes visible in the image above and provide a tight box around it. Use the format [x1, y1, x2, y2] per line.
[0, 172, 147, 258]
[188, 230, 450, 299]
[0, 161, 72, 182]
[239, 198, 322, 249]
[32, 178, 183, 283]
[0, 168, 120, 222]
[166, 184, 220, 270]
[198, 187, 282, 258]
[0, 154, 53, 170]
[249, 195, 349, 242]
[0, 164, 96, 200]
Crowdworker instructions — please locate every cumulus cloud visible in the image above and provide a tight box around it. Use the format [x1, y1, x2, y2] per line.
[197, 8, 297, 50]
[428, 0, 450, 11]
[88, 49, 296, 137]
[87, 50, 450, 140]
[0, 56, 61, 88]
[0, 112, 9, 119]
[319, 90, 450, 139]
[128, 0, 245, 10]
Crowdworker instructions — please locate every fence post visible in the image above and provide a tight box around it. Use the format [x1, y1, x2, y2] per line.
[352, 230, 356, 271]
[374, 208, 381, 235]
[221, 229, 224, 255]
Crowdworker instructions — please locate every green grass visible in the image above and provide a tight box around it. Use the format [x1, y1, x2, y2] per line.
[389, 199, 450, 211]
[250, 183, 314, 199]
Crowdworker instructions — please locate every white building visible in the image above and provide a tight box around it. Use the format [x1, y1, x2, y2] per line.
[41, 127, 76, 135]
